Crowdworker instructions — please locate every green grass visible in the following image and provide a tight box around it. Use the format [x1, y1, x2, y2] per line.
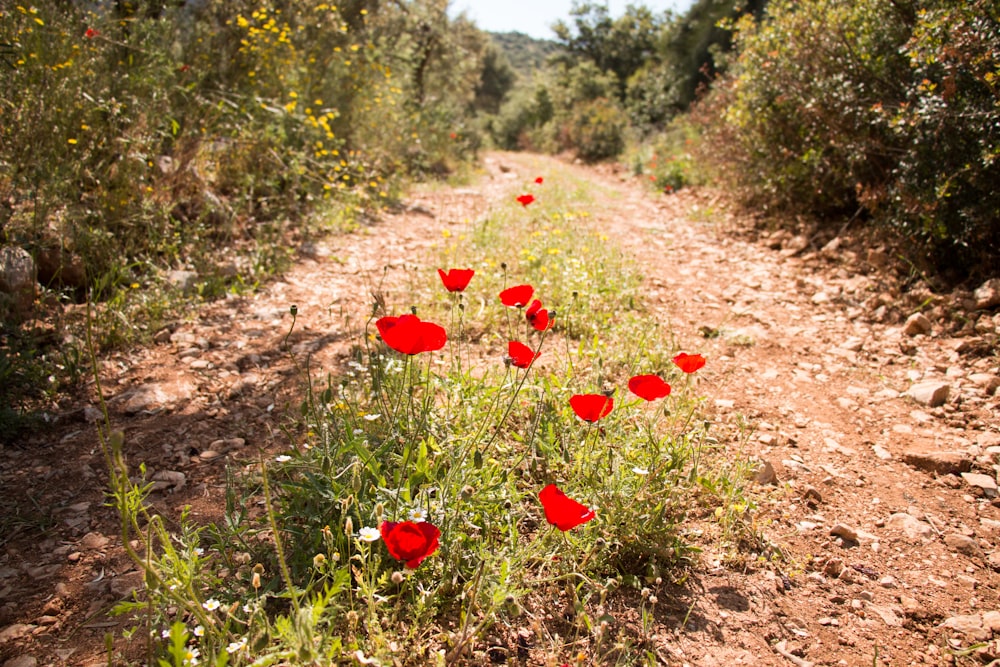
[100, 166, 759, 665]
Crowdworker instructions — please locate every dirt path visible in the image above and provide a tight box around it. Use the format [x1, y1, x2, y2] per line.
[2, 152, 999, 666]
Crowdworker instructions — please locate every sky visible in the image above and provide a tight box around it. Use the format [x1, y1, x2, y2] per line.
[448, 0, 695, 41]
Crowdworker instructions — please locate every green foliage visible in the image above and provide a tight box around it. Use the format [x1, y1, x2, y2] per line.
[701, 0, 1000, 277]
[485, 31, 563, 79]
[567, 98, 628, 163]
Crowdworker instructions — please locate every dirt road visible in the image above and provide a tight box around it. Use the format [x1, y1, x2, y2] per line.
[1, 152, 998, 666]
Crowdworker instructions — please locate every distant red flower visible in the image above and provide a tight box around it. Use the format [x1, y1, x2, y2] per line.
[508, 341, 539, 369]
[535, 177, 544, 184]
[569, 394, 613, 422]
[525, 299, 552, 331]
[539, 484, 595, 531]
[178, 64, 191, 73]
[437, 268, 474, 292]
[628, 374, 671, 401]
[449, 132, 458, 139]
[379, 520, 440, 569]
[376, 314, 447, 355]
[673, 353, 706, 374]
[516, 194, 535, 207]
[499, 284, 533, 308]
[85, 28, 99, 38]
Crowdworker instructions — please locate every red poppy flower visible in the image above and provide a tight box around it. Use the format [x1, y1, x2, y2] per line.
[508, 341, 539, 369]
[499, 284, 533, 308]
[569, 394, 613, 422]
[85, 28, 99, 38]
[673, 352, 706, 374]
[535, 177, 544, 184]
[628, 374, 671, 401]
[539, 484, 595, 531]
[516, 194, 535, 207]
[379, 520, 440, 569]
[376, 314, 447, 355]
[437, 268, 474, 292]
[449, 132, 458, 139]
[525, 299, 552, 331]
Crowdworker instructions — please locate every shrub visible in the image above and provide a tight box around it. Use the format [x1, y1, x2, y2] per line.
[700, 0, 1000, 278]
[567, 98, 628, 162]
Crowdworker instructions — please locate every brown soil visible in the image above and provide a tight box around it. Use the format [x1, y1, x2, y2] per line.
[1, 152, 998, 667]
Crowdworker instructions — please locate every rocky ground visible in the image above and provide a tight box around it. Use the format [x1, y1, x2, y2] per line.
[1, 152, 999, 666]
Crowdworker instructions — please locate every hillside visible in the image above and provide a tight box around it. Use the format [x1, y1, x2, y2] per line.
[488, 30, 563, 78]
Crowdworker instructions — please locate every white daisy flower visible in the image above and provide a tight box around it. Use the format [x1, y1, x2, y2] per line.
[406, 508, 427, 522]
[363, 413, 381, 421]
[275, 455, 292, 463]
[202, 598, 221, 611]
[226, 637, 247, 654]
[358, 526, 380, 543]
[632, 467, 650, 476]
[193, 625, 205, 637]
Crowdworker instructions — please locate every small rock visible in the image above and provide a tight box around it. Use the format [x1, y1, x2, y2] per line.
[755, 461, 778, 486]
[79, 532, 109, 550]
[823, 558, 845, 578]
[817, 616, 839, 626]
[2, 656, 38, 667]
[944, 533, 983, 558]
[0, 623, 35, 644]
[961, 472, 998, 497]
[868, 604, 902, 627]
[109, 571, 146, 598]
[0, 246, 36, 315]
[166, 269, 199, 292]
[974, 278, 1000, 310]
[941, 613, 989, 640]
[887, 513, 934, 541]
[830, 524, 859, 542]
[907, 381, 950, 407]
[969, 373, 1000, 396]
[901, 449, 973, 475]
[872, 445, 893, 461]
[983, 610, 1000, 633]
[989, 551, 1000, 570]
[123, 378, 197, 414]
[151, 470, 186, 492]
[903, 313, 932, 336]
[804, 486, 823, 504]
[879, 576, 897, 588]
[811, 292, 830, 305]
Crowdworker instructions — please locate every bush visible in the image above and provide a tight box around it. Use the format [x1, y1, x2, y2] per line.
[567, 98, 628, 162]
[700, 0, 1000, 278]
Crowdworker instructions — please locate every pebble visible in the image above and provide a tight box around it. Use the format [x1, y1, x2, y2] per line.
[973, 278, 1000, 309]
[907, 381, 950, 407]
[903, 313, 932, 336]
[830, 524, 858, 542]
[2, 657, 38, 667]
[944, 533, 984, 558]
[78, 532, 109, 550]
[901, 449, 973, 475]
[887, 513, 934, 541]
[961, 472, 998, 497]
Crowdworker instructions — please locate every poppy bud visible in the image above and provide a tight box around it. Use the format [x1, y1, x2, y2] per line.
[460, 485, 475, 500]
[602, 388, 615, 398]
[503, 356, 512, 367]
[572, 291, 578, 299]
[252, 563, 265, 574]
[501, 262, 507, 270]
[595, 537, 606, 549]
[548, 310, 557, 320]
[374, 502, 384, 521]
[290, 304, 298, 317]
[458, 302, 465, 311]
[410, 305, 418, 315]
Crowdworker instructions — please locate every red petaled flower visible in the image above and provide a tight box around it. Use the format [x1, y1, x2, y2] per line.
[379, 520, 440, 569]
[508, 341, 539, 369]
[516, 194, 535, 207]
[569, 394, 613, 422]
[539, 484, 595, 531]
[85, 27, 99, 38]
[437, 268, 474, 292]
[535, 177, 544, 184]
[499, 284, 533, 308]
[376, 314, 447, 355]
[673, 352, 706, 374]
[525, 299, 552, 331]
[628, 374, 671, 401]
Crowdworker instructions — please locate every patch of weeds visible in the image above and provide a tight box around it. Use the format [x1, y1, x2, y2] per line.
[97, 171, 758, 664]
